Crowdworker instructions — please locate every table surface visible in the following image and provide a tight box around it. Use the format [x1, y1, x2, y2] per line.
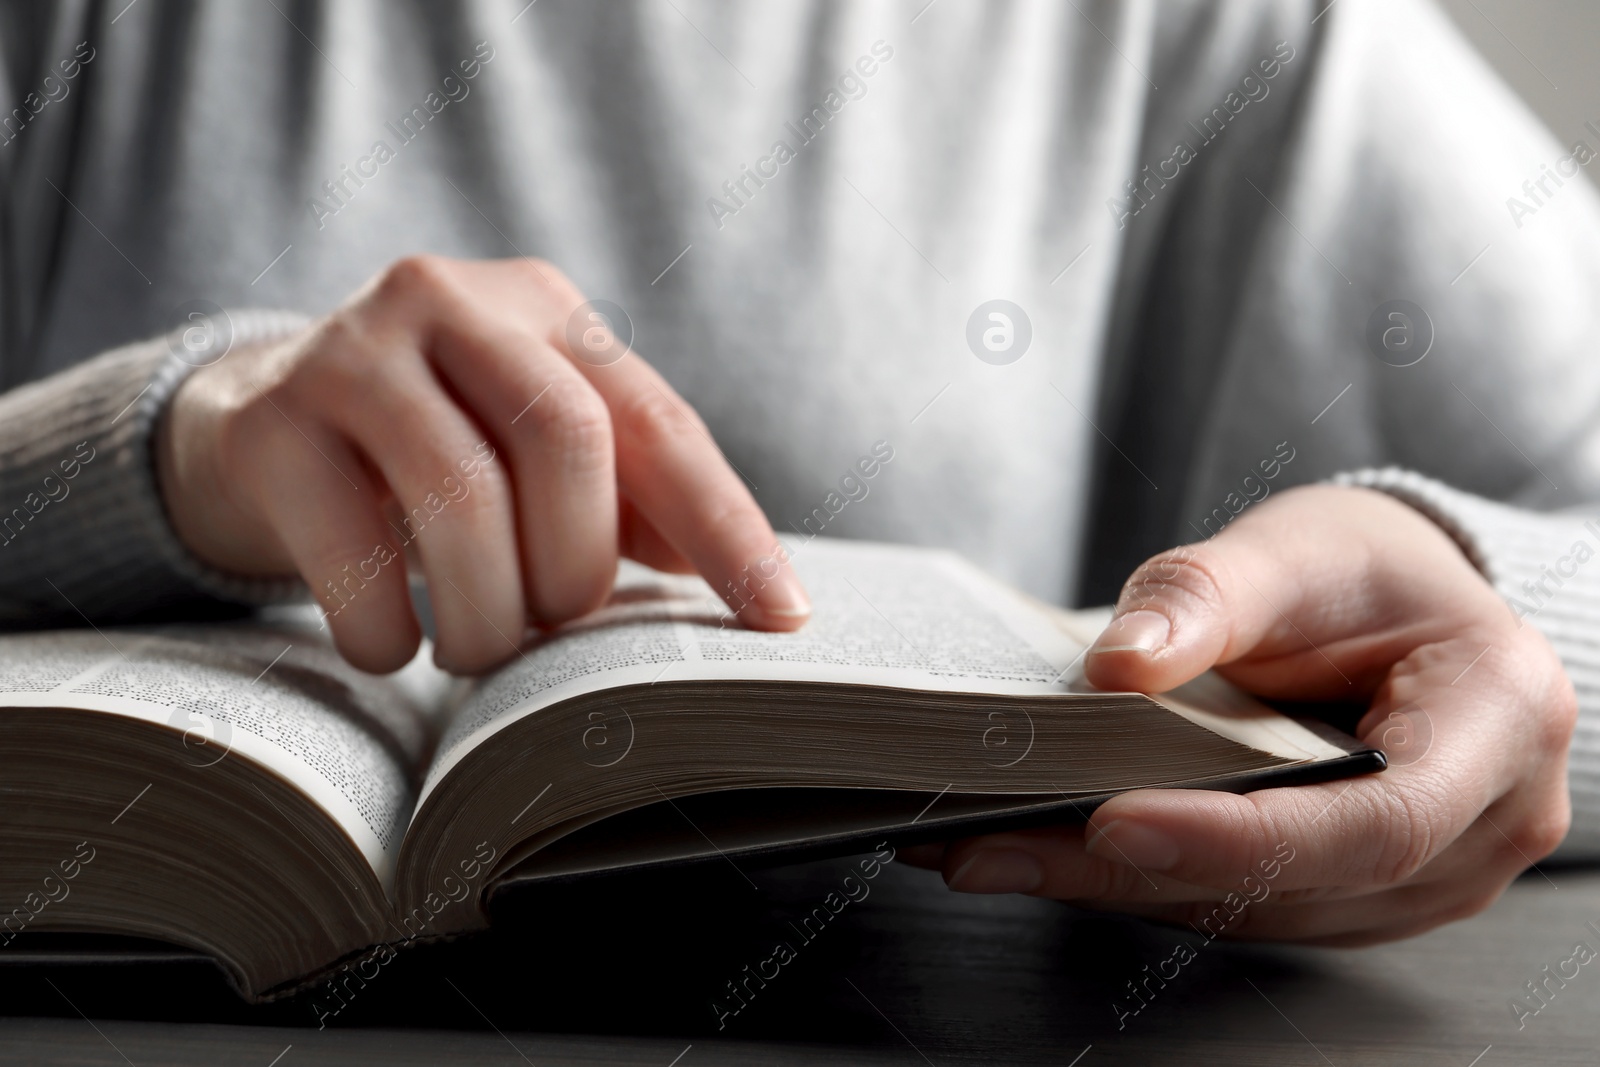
[1, 852, 1596, 1066]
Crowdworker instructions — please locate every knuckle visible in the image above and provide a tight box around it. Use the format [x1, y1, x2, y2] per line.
[491, 257, 583, 326]
[619, 386, 706, 451]
[1369, 662, 1431, 718]
[410, 454, 508, 528]
[369, 255, 477, 324]
[1507, 626, 1578, 726]
[515, 256, 573, 295]
[1118, 543, 1228, 615]
[1538, 669, 1580, 756]
[1509, 803, 1571, 862]
[1074, 857, 1150, 901]
[528, 382, 613, 473]
[379, 253, 455, 297]
[443, 464, 512, 525]
[1371, 788, 1437, 885]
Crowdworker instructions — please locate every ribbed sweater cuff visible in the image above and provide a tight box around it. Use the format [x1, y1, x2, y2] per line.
[1335, 467, 1600, 860]
[0, 310, 310, 626]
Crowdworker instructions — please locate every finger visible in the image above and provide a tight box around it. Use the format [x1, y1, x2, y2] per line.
[1083, 533, 1364, 699]
[619, 494, 695, 574]
[1083, 486, 1464, 699]
[1078, 714, 1490, 892]
[429, 328, 622, 625]
[1100, 870, 1515, 945]
[364, 257, 620, 626]
[984, 805, 1535, 917]
[240, 413, 419, 672]
[1076, 628, 1565, 895]
[940, 825, 1233, 903]
[418, 256, 807, 629]
[326, 356, 526, 673]
[1075, 778, 1440, 897]
[550, 332, 810, 631]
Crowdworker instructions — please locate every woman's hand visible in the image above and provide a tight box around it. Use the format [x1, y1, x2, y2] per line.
[156, 255, 809, 674]
[918, 484, 1577, 945]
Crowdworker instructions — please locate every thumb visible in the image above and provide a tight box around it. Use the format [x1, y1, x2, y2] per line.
[1084, 538, 1306, 694]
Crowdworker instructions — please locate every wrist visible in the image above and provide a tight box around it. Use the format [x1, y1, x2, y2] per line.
[153, 347, 297, 580]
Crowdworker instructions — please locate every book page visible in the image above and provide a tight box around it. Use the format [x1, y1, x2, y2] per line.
[421, 539, 1089, 800]
[0, 610, 446, 884]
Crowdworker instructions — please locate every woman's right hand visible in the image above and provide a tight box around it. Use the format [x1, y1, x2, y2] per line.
[155, 255, 809, 674]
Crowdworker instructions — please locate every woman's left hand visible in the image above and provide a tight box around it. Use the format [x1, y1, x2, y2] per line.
[908, 484, 1577, 945]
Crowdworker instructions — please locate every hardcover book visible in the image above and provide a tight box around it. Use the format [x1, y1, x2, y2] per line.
[0, 539, 1380, 1001]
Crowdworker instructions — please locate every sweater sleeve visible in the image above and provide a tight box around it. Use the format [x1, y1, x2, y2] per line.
[0, 309, 309, 627]
[1336, 467, 1600, 861]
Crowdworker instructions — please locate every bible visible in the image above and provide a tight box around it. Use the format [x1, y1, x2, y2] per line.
[0, 538, 1380, 1002]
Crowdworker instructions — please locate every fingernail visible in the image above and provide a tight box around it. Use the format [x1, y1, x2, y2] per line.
[1085, 820, 1182, 872]
[948, 849, 1044, 894]
[758, 574, 811, 620]
[1090, 610, 1170, 655]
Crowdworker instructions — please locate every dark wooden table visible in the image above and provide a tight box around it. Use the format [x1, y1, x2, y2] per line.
[1, 852, 1596, 1065]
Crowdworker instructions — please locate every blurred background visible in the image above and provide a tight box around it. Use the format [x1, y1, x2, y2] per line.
[1437, 0, 1600, 182]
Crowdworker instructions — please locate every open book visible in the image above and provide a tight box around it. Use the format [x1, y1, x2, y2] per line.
[0, 539, 1379, 1003]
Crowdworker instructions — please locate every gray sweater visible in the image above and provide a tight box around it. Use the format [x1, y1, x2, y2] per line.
[5, 0, 1600, 855]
